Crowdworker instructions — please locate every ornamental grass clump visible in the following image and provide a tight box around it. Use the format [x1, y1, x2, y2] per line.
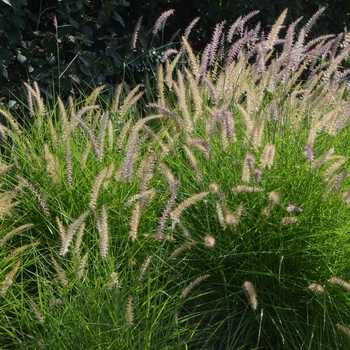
[0, 7, 350, 349]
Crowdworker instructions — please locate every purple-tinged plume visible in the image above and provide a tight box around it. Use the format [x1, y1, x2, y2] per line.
[304, 144, 315, 162]
[183, 17, 200, 39]
[161, 49, 178, 63]
[286, 204, 303, 213]
[335, 171, 348, 195]
[254, 169, 263, 183]
[208, 21, 226, 66]
[336, 103, 350, 133]
[209, 104, 229, 136]
[227, 10, 260, 42]
[147, 103, 183, 128]
[152, 9, 175, 34]
[131, 16, 143, 51]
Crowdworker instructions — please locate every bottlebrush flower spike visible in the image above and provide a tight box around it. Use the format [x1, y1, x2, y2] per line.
[152, 9, 175, 34]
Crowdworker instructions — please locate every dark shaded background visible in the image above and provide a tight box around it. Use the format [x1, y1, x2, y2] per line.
[0, 0, 349, 103]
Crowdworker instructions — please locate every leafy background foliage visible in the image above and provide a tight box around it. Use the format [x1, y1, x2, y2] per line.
[0, 0, 349, 104]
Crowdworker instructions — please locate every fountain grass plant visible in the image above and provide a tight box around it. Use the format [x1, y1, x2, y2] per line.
[1, 7, 350, 349]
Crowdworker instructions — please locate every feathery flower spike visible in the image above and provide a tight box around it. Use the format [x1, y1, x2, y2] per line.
[328, 277, 350, 292]
[308, 283, 324, 293]
[170, 192, 209, 226]
[1, 260, 21, 295]
[243, 281, 258, 310]
[152, 9, 174, 34]
[180, 274, 210, 299]
[131, 16, 143, 50]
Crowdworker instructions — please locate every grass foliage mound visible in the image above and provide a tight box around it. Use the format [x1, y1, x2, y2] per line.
[1, 8, 350, 349]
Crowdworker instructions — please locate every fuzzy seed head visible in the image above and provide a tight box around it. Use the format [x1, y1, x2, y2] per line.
[129, 201, 141, 242]
[49, 298, 64, 307]
[152, 9, 175, 34]
[209, 183, 220, 194]
[180, 274, 210, 300]
[243, 281, 258, 310]
[169, 241, 193, 259]
[107, 271, 120, 290]
[6, 242, 39, 260]
[225, 214, 238, 226]
[170, 192, 209, 226]
[281, 216, 298, 225]
[269, 191, 280, 204]
[1, 260, 21, 295]
[260, 143, 276, 169]
[28, 300, 45, 323]
[204, 235, 216, 248]
[51, 256, 68, 288]
[126, 295, 134, 325]
[328, 277, 350, 292]
[138, 255, 153, 282]
[246, 154, 256, 168]
[286, 204, 303, 213]
[308, 283, 325, 293]
[304, 144, 315, 161]
[342, 188, 350, 204]
[262, 204, 273, 216]
[0, 224, 34, 247]
[253, 169, 263, 182]
[76, 252, 89, 280]
[216, 202, 226, 229]
[337, 323, 350, 336]
[232, 185, 263, 194]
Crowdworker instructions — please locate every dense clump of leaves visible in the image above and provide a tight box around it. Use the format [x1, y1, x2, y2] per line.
[0, 0, 155, 103]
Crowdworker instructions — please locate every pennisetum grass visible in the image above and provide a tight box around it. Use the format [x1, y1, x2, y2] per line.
[1, 8, 350, 350]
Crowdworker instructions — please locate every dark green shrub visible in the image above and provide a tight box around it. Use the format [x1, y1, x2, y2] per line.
[0, 0, 349, 107]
